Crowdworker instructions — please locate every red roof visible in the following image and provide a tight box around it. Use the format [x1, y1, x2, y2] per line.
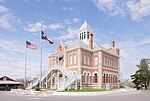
[0, 76, 16, 82]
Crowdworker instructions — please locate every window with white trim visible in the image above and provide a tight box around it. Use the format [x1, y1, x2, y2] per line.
[94, 73, 98, 83]
[104, 57, 106, 66]
[87, 56, 90, 65]
[84, 72, 86, 83]
[106, 58, 108, 66]
[69, 55, 72, 64]
[94, 57, 98, 65]
[87, 73, 90, 83]
[84, 55, 86, 64]
[73, 54, 76, 64]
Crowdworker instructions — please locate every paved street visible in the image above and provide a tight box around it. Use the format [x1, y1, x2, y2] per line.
[0, 90, 150, 101]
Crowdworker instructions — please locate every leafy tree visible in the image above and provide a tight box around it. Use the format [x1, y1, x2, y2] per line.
[131, 58, 150, 90]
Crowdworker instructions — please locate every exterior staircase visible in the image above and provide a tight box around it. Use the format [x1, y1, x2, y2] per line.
[57, 74, 81, 90]
[27, 64, 81, 90]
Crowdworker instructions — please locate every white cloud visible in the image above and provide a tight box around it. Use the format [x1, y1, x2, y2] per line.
[0, 39, 25, 53]
[73, 18, 80, 23]
[91, 0, 126, 16]
[120, 50, 129, 57]
[25, 22, 64, 33]
[61, 6, 73, 11]
[127, 0, 150, 21]
[137, 36, 150, 45]
[0, 38, 50, 79]
[55, 27, 77, 41]
[24, 21, 47, 33]
[48, 23, 64, 30]
[64, 19, 72, 25]
[0, 5, 15, 30]
[117, 38, 150, 79]
[0, 5, 8, 13]
[91, 0, 150, 21]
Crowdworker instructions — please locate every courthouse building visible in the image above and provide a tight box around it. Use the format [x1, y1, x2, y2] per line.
[28, 21, 120, 90]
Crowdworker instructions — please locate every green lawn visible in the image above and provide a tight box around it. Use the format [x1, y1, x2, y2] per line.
[62, 88, 115, 92]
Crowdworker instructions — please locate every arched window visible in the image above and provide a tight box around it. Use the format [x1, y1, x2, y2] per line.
[115, 75, 117, 83]
[82, 33, 83, 40]
[113, 75, 115, 83]
[83, 72, 86, 83]
[103, 74, 105, 83]
[94, 73, 98, 83]
[106, 74, 108, 83]
[87, 73, 90, 83]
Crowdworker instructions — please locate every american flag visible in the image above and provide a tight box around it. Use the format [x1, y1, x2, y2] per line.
[26, 40, 37, 50]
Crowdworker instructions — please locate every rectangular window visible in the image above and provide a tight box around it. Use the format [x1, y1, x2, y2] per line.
[108, 58, 109, 66]
[84, 55, 86, 64]
[106, 58, 108, 66]
[74, 54, 76, 64]
[104, 57, 105, 66]
[113, 60, 114, 68]
[69, 55, 72, 64]
[87, 56, 90, 65]
[94, 57, 98, 65]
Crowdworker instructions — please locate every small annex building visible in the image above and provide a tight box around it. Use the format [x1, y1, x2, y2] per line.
[0, 76, 22, 91]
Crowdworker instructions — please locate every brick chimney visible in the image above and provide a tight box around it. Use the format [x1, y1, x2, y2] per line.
[112, 41, 115, 48]
[89, 33, 93, 49]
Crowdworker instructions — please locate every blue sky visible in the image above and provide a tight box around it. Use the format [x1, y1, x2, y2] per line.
[0, 0, 150, 80]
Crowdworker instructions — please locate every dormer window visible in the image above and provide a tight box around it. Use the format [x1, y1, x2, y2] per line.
[87, 33, 89, 39]
[80, 33, 81, 39]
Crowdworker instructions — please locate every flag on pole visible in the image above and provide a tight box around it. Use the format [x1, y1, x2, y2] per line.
[41, 30, 54, 44]
[26, 40, 37, 50]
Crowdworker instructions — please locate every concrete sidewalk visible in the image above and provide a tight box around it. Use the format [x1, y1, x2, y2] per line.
[8, 88, 137, 96]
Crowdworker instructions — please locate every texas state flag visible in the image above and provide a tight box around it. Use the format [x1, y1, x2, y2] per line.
[41, 30, 54, 44]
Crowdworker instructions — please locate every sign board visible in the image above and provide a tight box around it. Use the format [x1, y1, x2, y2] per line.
[106, 83, 110, 90]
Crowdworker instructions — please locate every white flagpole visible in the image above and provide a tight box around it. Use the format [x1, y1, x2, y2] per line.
[24, 42, 27, 88]
[40, 29, 42, 88]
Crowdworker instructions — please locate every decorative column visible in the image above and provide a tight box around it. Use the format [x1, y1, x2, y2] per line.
[78, 48, 82, 89]
[64, 46, 67, 67]
[99, 51, 102, 89]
